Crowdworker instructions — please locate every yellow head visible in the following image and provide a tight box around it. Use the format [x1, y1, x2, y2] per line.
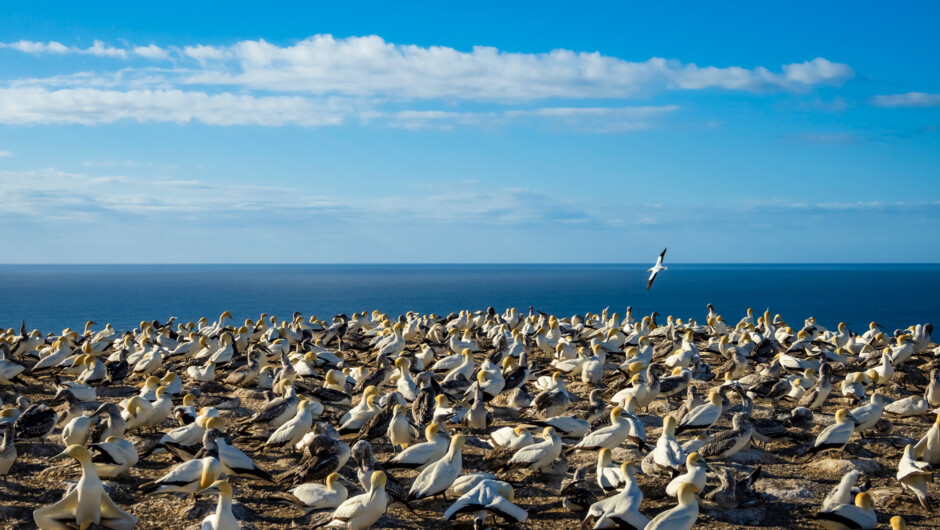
[855, 491, 872, 510]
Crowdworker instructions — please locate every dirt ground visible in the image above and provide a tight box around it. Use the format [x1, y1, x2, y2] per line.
[2, 336, 940, 529]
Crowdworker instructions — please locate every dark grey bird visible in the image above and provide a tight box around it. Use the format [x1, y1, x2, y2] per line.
[412, 371, 437, 426]
[699, 413, 753, 460]
[14, 403, 58, 441]
[352, 353, 392, 395]
[705, 465, 762, 509]
[89, 403, 125, 443]
[102, 347, 129, 386]
[798, 363, 833, 410]
[560, 466, 597, 512]
[354, 397, 398, 442]
[276, 422, 350, 484]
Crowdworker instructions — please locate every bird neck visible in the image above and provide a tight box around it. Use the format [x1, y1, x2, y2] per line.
[217, 491, 232, 514]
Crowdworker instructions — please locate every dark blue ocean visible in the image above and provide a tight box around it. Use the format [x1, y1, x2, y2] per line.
[1, 264, 938, 334]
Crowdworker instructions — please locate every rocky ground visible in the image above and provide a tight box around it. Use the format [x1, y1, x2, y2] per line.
[3, 337, 940, 529]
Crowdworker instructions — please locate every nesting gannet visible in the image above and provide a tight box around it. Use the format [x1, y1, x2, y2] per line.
[490, 425, 534, 450]
[277, 472, 348, 512]
[647, 247, 668, 290]
[409, 433, 466, 500]
[33, 445, 137, 530]
[676, 391, 723, 435]
[503, 427, 563, 474]
[807, 408, 856, 458]
[141, 385, 173, 431]
[443, 479, 526, 527]
[339, 395, 380, 434]
[666, 452, 709, 498]
[386, 422, 449, 471]
[897, 444, 933, 510]
[210, 426, 273, 483]
[267, 400, 316, 452]
[318, 470, 388, 530]
[567, 407, 632, 454]
[146, 444, 222, 493]
[648, 416, 684, 475]
[89, 436, 138, 478]
[120, 395, 154, 434]
[849, 392, 885, 433]
[533, 415, 591, 438]
[61, 412, 96, 447]
[386, 404, 413, 450]
[646, 482, 700, 530]
[813, 491, 876, 529]
[584, 461, 647, 529]
[885, 395, 930, 417]
[596, 448, 625, 492]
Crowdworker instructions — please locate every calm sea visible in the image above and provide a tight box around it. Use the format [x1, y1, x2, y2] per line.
[1, 264, 938, 334]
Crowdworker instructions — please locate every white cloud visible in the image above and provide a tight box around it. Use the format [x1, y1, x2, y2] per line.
[133, 45, 170, 60]
[0, 150, 12, 157]
[0, 40, 127, 58]
[871, 92, 940, 108]
[0, 40, 70, 54]
[0, 87, 348, 126]
[182, 44, 232, 63]
[2, 35, 853, 99]
[0, 34, 855, 128]
[0, 167, 607, 228]
[177, 36, 852, 99]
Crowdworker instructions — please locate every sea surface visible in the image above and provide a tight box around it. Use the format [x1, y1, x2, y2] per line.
[1, 264, 938, 334]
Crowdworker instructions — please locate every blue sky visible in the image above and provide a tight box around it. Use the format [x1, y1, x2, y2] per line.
[1, 1, 938, 263]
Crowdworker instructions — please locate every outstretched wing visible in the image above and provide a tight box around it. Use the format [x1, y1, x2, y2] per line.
[656, 248, 667, 267]
[647, 270, 659, 291]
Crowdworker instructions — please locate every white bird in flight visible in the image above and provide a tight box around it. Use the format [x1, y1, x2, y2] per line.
[647, 248, 668, 290]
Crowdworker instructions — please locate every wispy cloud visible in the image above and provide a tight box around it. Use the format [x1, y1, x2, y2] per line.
[366, 105, 679, 132]
[0, 35, 854, 129]
[0, 150, 12, 157]
[0, 87, 349, 126]
[0, 40, 130, 58]
[870, 92, 940, 108]
[0, 168, 613, 228]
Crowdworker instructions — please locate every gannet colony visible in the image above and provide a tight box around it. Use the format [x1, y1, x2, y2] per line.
[0, 308, 937, 529]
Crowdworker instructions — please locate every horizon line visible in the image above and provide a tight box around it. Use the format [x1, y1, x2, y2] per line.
[1, 262, 939, 266]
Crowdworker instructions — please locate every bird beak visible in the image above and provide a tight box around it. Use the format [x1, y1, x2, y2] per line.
[49, 451, 70, 463]
[195, 485, 219, 496]
[337, 476, 360, 488]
